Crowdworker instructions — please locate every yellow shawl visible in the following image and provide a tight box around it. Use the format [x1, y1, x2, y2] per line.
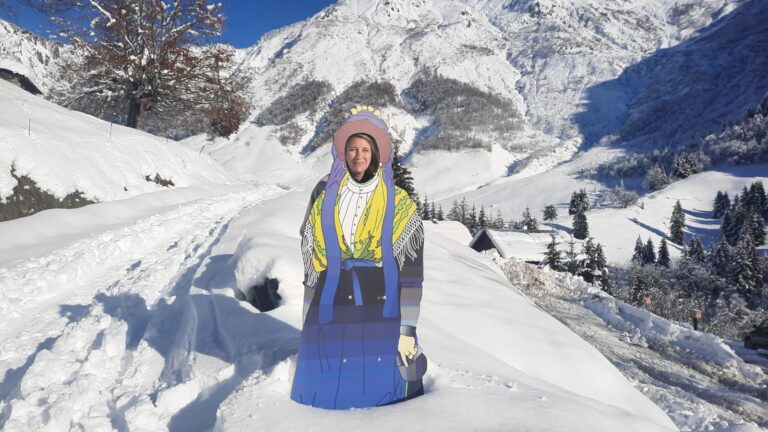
[307, 169, 418, 274]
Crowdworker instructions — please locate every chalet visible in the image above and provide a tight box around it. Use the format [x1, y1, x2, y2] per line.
[469, 228, 556, 264]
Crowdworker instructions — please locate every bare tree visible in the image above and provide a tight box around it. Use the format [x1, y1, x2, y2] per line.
[42, 0, 245, 130]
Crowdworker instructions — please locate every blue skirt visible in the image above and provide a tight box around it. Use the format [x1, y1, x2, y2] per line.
[291, 267, 424, 409]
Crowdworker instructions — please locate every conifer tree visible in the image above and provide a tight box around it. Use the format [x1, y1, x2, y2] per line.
[643, 238, 656, 265]
[632, 235, 644, 265]
[543, 204, 557, 221]
[710, 238, 732, 279]
[687, 236, 706, 263]
[747, 210, 766, 245]
[479, 205, 487, 229]
[568, 191, 578, 215]
[583, 238, 598, 271]
[430, 201, 437, 222]
[670, 200, 685, 245]
[564, 236, 580, 274]
[573, 209, 589, 240]
[734, 232, 759, 296]
[448, 200, 459, 221]
[469, 204, 478, 233]
[544, 233, 562, 271]
[712, 191, 730, 218]
[392, 141, 416, 197]
[747, 181, 766, 214]
[437, 204, 445, 221]
[722, 210, 737, 246]
[460, 197, 468, 225]
[657, 238, 671, 267]
[522, 207, 538, 231]
[421, 194, 430, 220]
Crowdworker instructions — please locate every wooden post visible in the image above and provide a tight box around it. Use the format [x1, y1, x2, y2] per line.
[110, 122, 113, 141]
[28, 118, 31, 137]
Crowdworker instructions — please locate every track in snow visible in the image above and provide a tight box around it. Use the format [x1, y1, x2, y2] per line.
[0, 185, 286, 431]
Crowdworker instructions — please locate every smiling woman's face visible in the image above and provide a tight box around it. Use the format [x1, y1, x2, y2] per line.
[345, 136, 372, 181]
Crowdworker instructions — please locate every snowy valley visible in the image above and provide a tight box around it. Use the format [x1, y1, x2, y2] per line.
[1, 0, 767, 431]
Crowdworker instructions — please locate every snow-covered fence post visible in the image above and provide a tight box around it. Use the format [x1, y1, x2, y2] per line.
[28, 118, 31, 137]
[109, 122, 113, 141]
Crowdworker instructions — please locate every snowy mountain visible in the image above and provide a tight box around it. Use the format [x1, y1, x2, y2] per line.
[185, 0, 748, 193]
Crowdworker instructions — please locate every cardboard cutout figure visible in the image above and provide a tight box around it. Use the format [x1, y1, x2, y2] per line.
[291, 106, 427, 409]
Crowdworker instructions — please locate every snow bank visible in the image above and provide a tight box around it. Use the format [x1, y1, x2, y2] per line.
[501, 258, 768, 387]
[0, 79, 233, 204]
[215, 189, 677, 431]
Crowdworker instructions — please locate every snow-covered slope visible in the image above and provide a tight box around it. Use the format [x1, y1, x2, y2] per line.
[448, 145, 767, 264]
[0, 79, 232, 205]
[0, 179, 676, 431]
[500, 257, 768, 431]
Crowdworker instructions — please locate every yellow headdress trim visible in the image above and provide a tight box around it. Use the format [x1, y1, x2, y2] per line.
[350, 105, 384, 120]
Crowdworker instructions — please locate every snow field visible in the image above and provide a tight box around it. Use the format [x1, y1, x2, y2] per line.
[0, 184, 287, 431]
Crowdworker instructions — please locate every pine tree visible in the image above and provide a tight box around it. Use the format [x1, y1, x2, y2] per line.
[734, 232, 759, 297]
[670, 200, 685, 245]
[747, 210, 766, 245]
[522, 207, 538, 231]
[643, 238, 656, 265]
[421, 194, 430, 220]
[747, 181, 766, 214]
[712, 190, 730, 218]
[478, 205, 487, 229]
[572, 209, 589, 240]
[544, 233, 562, 270]
[710, 238, 732, 279]
[543, 204, 557, 221]
[568, 191, 579, 215]
[460, 197, 468, 225]
[722, 210, 737, 246]
[583, 238, 598, 271]
[687, 236, 706, 263]
[392, 141, 416, 197]
[657, 238, 670, 267]
[632, 236, 644, 265]
[437, 205, 445, 221]
[564, 236, 580, 274]
[469, 204, 478, 233]
[448, 200, 459, 221]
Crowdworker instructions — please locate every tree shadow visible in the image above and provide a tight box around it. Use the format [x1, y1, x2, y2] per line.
[574, 0, 768, 150]
[627, 217, 669, 240]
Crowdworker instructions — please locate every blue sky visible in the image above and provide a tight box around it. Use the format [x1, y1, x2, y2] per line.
[1, 0, 336, 48]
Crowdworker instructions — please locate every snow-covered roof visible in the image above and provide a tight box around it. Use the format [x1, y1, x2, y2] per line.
[473, 228, 554, 261]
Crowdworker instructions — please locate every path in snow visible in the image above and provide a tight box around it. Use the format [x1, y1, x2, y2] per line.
[498, 258, 768, 432]
[0, 185, 286, 431]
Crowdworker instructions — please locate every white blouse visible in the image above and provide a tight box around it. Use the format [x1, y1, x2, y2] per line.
[339, 172, 380, 250]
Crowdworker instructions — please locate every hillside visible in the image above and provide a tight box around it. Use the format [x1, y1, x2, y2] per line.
[0, 79, 232, 221]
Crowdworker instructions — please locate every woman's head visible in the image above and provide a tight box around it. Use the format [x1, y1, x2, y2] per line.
[345, 132, 380, 182]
